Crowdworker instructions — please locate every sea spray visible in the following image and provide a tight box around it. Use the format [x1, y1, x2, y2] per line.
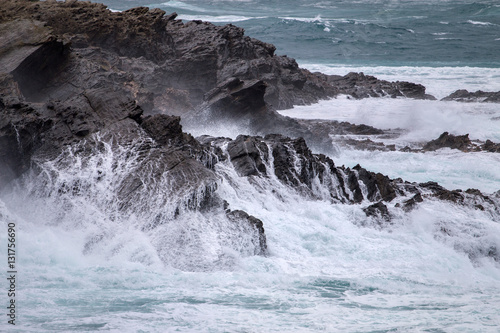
[2, 130, 500, 331]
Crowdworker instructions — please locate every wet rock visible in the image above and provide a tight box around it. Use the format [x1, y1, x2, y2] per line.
[481, 140, 500, 153]
[209, 133, 403, 204]
[405, 132, 500, 154]
[442, 89, 500, 103]
[2, 0, 500, 266]
[298, 119, 385, 136]
[353, 164, 397, 202]
[399, 193, 424, 212]
[227, 135, 269, 177]
[226, 209, 267, 255]
[341, 138, 394, 151]
[420, 182, 465, 203]
[326, 72, 436, 100]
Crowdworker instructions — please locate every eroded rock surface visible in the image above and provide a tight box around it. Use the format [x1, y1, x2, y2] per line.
[442, 89, 500, 103]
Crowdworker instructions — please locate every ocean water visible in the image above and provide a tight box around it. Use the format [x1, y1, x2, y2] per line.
[2, 0, 500, 332]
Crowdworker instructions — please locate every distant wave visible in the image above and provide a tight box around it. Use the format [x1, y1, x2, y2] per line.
[177, 14, 265, 22]
[467, 20, 495, 26]
[158, 0, 208, 12]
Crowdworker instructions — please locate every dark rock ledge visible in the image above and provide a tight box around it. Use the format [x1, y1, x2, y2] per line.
[205, 133, 500, 263]
[1, 0, 499, 264]
[442, 89, 500, 103]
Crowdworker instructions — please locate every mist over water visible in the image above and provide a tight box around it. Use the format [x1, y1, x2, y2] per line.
[3, 0, 500, 332]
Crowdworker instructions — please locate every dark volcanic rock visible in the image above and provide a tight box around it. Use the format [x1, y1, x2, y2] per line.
[141, 114, 184, 145]
[422, 132, 472, 152]
[399, 193, 424, 212]
[325, 72, 436, 100]
[227, 135, 269, 177]
[482, 140, 500, 153]
[298, 119, 385, 136]
[353, 164, 397, 202]
[0, 102, 52, 187]
[226, 209, 267, 255]
[1, 0, 499, 266]
[0, 0, 335, 110]
[442, 89, 500, 103]
[190, 77, 337, 154]
[0, 0, 440, 162]
[207, 133, 404, 204]
[363, 201, 390, 221]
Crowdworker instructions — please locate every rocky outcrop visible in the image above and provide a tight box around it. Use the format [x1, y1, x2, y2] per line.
[331, 131, 500, 154]
[225, 209, 267, 255]
[324, 72, 436, 100]
[482, 140, 500, 153]
[201, 133, 500, 224]
[363, 202, 391, 222]
[442, 89, 500, 103]
[0, 102, 53, 186]
[1, 0, 437, 115]
[421, 132, 500, 153]
[1, 0, 499, 266]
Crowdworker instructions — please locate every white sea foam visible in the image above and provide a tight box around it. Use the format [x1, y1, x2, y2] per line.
[434, 37, 462, 40]
[177, 14, 263, 22]
[281, 97, 500, 141]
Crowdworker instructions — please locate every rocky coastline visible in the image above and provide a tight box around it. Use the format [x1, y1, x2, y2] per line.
[1, 0, 499, 266]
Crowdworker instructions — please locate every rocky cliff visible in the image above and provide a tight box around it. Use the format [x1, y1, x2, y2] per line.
[1, 0, 499, 267]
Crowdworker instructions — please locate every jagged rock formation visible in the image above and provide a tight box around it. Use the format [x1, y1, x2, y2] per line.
[202, 133, 500, 262]
[442, 89, 500, 103]
[0, 0, 435, 111]
[320, 130, 500, 154]
[204, 133, 499, 211]
[1, 0, 499, 266]
[323, 72, 436, 100]
[421, 132, 500, 153]
[422, 132, 472, 152]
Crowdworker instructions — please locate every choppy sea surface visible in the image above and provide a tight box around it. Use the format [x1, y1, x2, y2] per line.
[2, 1, 500, 332]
